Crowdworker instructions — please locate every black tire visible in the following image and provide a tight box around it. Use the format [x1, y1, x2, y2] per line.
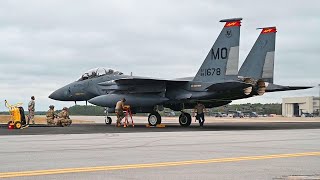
[14, 121, 22, 129]
[18, 107, 26, 125]
[148, 111, 161, 126]
[179, 113, 191, 127]
[105, 117, 112, 125]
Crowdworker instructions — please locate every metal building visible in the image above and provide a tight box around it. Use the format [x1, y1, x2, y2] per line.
[282, 96, 320, 117]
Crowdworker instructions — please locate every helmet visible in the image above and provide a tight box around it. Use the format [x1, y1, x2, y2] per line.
[49, 105, 54, 109]
[63, 107, 68, 110]
[122, 98, 126, 102]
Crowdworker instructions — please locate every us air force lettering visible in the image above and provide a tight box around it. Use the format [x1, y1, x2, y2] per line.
[49, 18, 312, 127]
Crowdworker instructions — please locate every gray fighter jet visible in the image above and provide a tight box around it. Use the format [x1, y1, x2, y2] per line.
[49, 18, 311, 126]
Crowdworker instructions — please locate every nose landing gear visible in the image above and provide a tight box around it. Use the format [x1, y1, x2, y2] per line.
[104, 107, 112, 125]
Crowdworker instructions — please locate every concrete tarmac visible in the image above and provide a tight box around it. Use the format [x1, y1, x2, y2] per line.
[1, 129, 320, 179]
[1, 121, 320, 135]
[1, 120, 320, 179]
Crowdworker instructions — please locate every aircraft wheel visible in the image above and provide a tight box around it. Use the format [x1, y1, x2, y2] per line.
[14, 121, 22, 129]
[105, 117, 112, 125]
[148, 112, 161, 126]
[179, 113, 191, 127]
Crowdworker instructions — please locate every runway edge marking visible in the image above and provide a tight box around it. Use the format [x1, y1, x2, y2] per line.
[1, 151, 320, 178]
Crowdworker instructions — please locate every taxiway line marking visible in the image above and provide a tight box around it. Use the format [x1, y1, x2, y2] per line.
[1, 151, 320, 178]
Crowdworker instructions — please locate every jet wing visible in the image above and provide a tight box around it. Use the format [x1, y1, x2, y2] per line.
[206, 81, 252, 92]
[266, 83, 313, 92]
[113, 77, 189, 85]
[98, 77, 189, 93]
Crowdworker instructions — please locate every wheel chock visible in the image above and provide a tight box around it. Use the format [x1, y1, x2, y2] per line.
[146, 124, 166, 128]
[157, 124, 165, 128]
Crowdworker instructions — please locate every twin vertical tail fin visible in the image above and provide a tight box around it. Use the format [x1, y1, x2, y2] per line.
[239, 27, 277, 83]
[193, 18, 242, 83]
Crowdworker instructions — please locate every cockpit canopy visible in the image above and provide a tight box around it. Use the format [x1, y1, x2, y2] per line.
[77, 67, 123, 81]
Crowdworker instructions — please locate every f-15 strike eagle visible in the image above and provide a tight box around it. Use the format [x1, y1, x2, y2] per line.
[49, 18, 311, 127]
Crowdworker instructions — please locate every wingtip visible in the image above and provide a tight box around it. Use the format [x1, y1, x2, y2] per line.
[290, 86, 314, 90]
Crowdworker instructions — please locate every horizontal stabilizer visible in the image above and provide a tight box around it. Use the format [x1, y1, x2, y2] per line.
[266, 83, 313, 92]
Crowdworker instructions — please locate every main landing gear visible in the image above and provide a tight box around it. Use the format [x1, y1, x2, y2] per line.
[148, 111, 192, 127]
[179, 112, 191, 127]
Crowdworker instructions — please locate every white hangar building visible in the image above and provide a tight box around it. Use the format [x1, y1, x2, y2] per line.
[282, 96, 320, 117]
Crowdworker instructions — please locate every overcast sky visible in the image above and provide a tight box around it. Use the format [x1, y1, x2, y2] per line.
[0, 0, 319, 111]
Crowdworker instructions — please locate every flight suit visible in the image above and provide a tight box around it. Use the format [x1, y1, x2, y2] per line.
[46, 109, 57, 125]
[57, 109, 72, 127]
[194, 103, 205, 127]
[28, 99, 35, 124]
[115, 100, 125, 126]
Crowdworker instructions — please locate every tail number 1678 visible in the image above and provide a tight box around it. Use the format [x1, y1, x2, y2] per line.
[200, 68, 221, 76]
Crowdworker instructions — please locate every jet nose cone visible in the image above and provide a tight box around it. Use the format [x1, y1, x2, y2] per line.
[49, 90, 63, 100]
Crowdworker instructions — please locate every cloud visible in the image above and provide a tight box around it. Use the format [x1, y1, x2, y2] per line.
[1, 0, 319, 110]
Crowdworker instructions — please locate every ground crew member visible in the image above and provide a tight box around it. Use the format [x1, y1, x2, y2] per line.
[194, 102, 205, 127]
[27, 96, 35, 125]
[46, 105, 57, 125]
[57, 107, 72, 127]
[115, 98, 126, 127]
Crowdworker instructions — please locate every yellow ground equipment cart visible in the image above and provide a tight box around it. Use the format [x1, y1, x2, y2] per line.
[5, 100, 26, 129]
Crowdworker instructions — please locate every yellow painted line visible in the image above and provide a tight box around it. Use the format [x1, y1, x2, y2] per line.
[1, 151, 320, 178]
